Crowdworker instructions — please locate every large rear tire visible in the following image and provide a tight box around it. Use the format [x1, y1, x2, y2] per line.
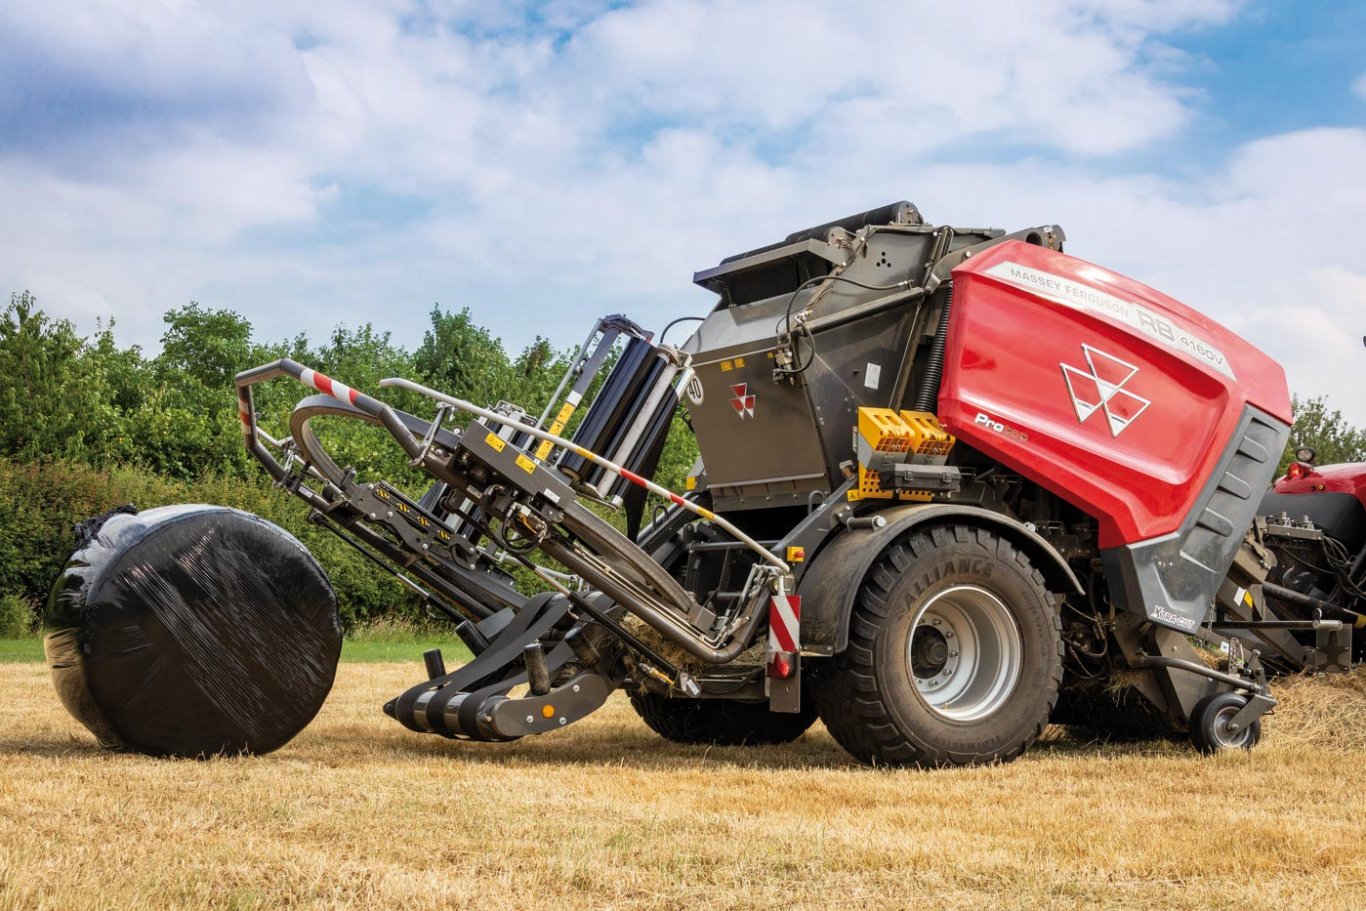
[812, 525, 1062, 767]
[629, 691, 818, 746]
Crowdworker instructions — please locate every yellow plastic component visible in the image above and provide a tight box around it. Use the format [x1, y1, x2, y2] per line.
[900, 410, 955, 462]
[786, 546, 806, 563]
[541, 704, 555, 718]
[850, 408, 956, 502]
[685, 475, 697, 491]
[858, 407, 913, 454]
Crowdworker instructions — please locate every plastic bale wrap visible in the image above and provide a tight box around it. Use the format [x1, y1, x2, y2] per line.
[44, 505, 342, 757]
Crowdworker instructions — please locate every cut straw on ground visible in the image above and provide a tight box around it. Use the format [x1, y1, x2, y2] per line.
[1, 663, 1363, 911]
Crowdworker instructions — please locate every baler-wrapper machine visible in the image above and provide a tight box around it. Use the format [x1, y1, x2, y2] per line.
[46, 201, 1364, 763]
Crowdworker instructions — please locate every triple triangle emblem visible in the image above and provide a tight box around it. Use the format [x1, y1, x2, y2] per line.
[1060, 345, 1150, 437]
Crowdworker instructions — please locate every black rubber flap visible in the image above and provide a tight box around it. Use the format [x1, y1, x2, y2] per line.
[44, 505, 341, 757]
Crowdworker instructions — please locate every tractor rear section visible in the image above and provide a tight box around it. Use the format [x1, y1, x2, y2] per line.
[46, 201, 1356, 764]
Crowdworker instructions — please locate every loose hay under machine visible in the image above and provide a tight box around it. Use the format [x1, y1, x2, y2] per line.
[45, 201, 1366, 763]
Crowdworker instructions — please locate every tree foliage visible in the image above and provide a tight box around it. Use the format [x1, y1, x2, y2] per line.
[0, 290, 702, 617]
[0, 292, 123, 462]
[12, 286, 1366, 622]
[1281, 395, 1366, 473]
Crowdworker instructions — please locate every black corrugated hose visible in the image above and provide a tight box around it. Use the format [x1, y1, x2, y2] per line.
[912, 282, 954, 413]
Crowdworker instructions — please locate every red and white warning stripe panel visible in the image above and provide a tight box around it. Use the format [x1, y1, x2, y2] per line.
[767, 593, 800, 678]
[768, 593, 800, 653]
[237, 395, 253, 434]
[300, 367, 360, 406]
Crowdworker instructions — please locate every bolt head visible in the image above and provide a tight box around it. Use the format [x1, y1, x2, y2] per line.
[525, 715, 534, 724]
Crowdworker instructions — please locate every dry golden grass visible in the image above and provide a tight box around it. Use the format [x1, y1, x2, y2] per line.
[3, 662, 1365, 911]
[1265, 670, 1366, 753]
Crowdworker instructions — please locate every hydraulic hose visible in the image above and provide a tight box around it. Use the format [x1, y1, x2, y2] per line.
[912, 282, 954, 413]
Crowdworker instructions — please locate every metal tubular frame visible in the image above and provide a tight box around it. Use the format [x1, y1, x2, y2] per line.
[376, 376, 789, 575]
[235, 356, 789, 677]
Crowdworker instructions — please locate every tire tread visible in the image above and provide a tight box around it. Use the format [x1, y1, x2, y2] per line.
[813, 525, 1063, 767]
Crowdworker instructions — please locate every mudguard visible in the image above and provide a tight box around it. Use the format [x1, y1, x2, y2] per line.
[796, 503, 1082, 656]
[1272, 462, 1366, 510]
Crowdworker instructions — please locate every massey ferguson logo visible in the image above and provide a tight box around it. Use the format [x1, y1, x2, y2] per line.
[729, 383, 756, 419]
[1060, 344, 1150, 437]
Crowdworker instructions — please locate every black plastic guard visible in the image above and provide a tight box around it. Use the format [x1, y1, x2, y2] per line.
[1102, 405, 1290, 632]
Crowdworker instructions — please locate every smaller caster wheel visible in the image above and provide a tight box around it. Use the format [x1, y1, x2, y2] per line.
[1189, 692, 1262, 755]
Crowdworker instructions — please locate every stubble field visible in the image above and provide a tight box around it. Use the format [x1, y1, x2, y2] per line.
[1, 660, 1364, 911]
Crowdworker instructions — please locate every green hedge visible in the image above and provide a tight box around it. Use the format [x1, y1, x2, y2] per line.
[0, 458, 418, 631]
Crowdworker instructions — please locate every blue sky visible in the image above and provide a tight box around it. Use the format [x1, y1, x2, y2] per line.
[2, 0, 1364, 423]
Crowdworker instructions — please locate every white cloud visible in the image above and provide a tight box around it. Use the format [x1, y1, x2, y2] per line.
[1355, 71, 1366, 99]
[2, 0, 1363, 429]
[1242, 266, 1366, 423]
[560, 0, 1204, 155]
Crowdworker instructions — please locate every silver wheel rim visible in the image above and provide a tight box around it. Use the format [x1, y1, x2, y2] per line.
[907, 584, 1023, 722]
[1209, 704, 1251, 749]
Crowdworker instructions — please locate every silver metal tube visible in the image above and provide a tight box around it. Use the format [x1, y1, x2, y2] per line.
[379, 376, 789, 573]
[535, 322, 602, 430]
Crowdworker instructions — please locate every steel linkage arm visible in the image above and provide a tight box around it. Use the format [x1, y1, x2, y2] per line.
[234, 358, 790, 673]
[235, 359, 425, 483]
[378, 376, 790, 576]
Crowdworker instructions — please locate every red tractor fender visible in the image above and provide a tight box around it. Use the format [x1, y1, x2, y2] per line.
[796, 503, 1083, 656]
[1272, 462, 1366, 507]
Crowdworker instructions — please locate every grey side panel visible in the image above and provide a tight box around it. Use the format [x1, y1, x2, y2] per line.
[1102, 405, 1290, 632]
[681, 221, 1011, 513]
[797, 503, 1083, 656]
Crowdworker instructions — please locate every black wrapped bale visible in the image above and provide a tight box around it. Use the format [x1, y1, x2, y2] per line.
[44, 505, 341, 757]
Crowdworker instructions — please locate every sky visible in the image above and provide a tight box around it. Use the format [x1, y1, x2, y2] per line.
[2, 0, 1365, 424]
